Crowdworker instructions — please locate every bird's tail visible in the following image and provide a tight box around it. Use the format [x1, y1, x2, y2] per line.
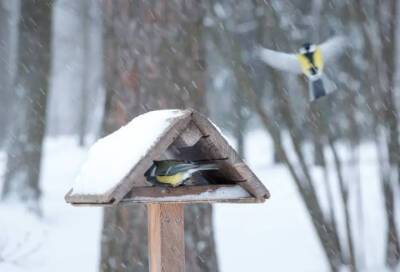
[310, 78, 326, 101]
[193, 163, 219, 172]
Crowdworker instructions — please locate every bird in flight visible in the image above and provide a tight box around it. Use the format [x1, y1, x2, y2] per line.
[257, 36, 346, 101]
[144, 159, 219, 187]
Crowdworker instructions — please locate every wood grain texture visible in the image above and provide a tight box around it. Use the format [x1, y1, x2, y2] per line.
[173, 121, 204, 148]
[191, 111, 270, 200]
[148, 204, 185, 272]
[104, 110, 193, 204]
[65, 110, 192, 205]
[119, 184, 260, 204]
[65, 109, 270, 205]
[64, 188, 115, 204]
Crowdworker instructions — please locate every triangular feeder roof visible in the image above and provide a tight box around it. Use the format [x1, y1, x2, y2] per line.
[65, 109, 270, 206]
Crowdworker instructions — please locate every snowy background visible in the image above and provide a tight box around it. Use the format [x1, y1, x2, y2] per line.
[0, 132, 388, 271]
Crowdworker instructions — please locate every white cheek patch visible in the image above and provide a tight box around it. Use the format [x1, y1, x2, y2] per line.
[150, 166, 156, 176]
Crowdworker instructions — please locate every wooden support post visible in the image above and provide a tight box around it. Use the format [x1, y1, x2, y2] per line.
[148, 203, 185, 272]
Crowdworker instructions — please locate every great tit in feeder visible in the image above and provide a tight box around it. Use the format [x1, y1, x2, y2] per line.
[144, 160, 219, 187]
[257, 36, 346, 101]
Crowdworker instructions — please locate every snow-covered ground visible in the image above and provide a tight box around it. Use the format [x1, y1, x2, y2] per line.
[215, 130, 327, 271]
[0, 131, 391, 271]
[0, 138, 102, 272]
[215, 131, 388, 272]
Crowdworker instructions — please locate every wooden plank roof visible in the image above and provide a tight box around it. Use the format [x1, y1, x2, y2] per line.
[65, 109, 270, 206]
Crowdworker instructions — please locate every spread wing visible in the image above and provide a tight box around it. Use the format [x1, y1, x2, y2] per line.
[257, 46, 302, 74]
[319, 36, 347, 63]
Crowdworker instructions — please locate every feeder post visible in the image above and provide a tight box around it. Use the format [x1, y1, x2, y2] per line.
[148, 203, 185, 272]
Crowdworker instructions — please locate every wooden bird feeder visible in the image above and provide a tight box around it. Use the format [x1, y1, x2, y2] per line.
[65, 109, 269, 272]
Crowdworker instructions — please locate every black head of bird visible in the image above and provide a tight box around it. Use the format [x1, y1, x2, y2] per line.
[299, 42, 317, 55]
[144, 159, 219, 187]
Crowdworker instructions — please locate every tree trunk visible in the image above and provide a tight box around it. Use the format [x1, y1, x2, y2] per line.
[0, 1, 12, 147]
[1, 0, 53, 213]
[100, 1, 218, 271]
[378, 0, 400, 267]
[78, 0, 91, 146]
[233, 88, 246, 159]
[0, 0, 19, 148]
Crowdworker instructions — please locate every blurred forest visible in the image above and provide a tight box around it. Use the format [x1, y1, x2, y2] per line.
[0, 0, 400, 271]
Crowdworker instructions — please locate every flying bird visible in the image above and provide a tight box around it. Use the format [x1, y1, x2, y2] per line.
[144, 159, 219, 187]
[257, 36, 346, 101]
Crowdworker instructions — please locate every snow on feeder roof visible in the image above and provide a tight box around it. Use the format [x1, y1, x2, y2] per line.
[72, 110, 185, 195]
[65, 109, 269, 206]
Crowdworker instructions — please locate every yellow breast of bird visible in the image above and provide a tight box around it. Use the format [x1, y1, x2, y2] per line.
[156, 173, 184, 186]
[297, 48, 324, 76]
